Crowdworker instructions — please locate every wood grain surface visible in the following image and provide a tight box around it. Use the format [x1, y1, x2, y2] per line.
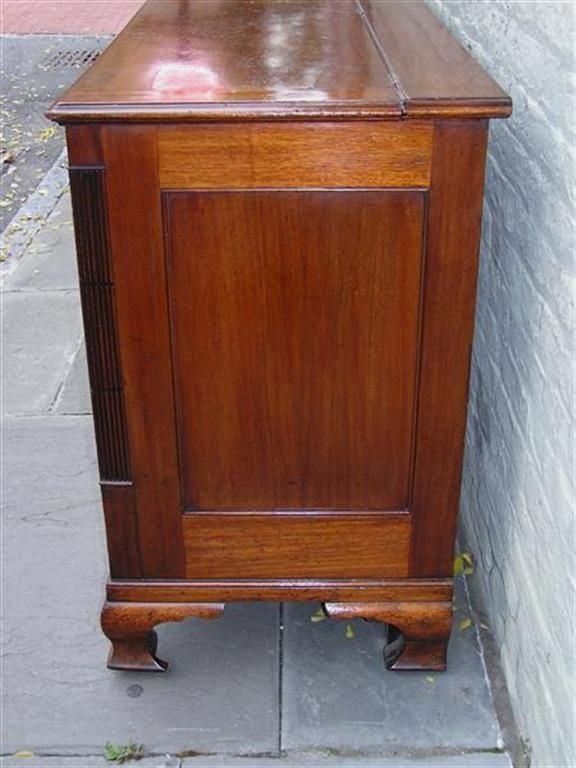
[158, 123, 432, 189]
[48, 0, 399, 122]
[358, 0, 511, 118]
[102, 126, 185, 578]
[107, 578, 453, 604]
[324, 599, 452, 670]
[410, 121, 489, 577]
[165, 189, 425, 512]
[101, 601, 224, 671]
[182, 513, 411, 579]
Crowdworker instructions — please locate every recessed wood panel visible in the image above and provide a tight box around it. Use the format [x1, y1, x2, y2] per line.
[158, 123, 432, 189]
[182, 513, 411, 579]
[165, 190, 425, 511]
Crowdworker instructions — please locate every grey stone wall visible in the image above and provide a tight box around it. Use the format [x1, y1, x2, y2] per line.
[426, 2, 575, 766]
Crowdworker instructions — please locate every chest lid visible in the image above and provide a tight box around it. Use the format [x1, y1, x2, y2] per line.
[47, 0, 511, 123]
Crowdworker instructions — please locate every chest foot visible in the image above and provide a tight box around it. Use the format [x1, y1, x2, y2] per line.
[323, 600, 452, 672]
[101, 601, 225, 672]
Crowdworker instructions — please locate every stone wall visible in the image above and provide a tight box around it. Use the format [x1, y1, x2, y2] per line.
[426, 2, 575, 766]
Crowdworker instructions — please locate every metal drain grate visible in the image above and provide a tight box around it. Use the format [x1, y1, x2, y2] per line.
[40, 48, 101, 70]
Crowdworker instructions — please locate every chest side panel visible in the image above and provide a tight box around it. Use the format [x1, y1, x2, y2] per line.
[164, 189, 425, 513]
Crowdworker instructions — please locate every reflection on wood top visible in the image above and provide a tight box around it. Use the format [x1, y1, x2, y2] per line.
[48, 0, 511, 123]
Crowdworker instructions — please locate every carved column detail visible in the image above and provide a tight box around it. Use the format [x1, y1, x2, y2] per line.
[69, 168, 130, 483]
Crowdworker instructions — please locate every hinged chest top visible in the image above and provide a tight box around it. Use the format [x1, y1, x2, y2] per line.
[48, 0, 511, 123]
[48, 0, 510, 676]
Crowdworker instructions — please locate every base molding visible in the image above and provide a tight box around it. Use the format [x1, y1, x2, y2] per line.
[107, 577, 452, 603]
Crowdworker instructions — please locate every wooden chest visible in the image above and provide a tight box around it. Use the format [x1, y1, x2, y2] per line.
[48, 0, 511, 673]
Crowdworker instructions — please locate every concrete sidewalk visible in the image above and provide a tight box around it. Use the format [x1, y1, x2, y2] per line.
[0, 174, 514, 767]
[0, 35, 110, 234]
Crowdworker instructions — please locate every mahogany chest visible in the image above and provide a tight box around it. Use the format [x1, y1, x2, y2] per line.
[48, 0, 511, 673]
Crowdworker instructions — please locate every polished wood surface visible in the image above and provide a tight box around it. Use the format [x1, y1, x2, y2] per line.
[158, 123, 432, 189]
[100, 485, 141, 579]
[324, 600, 452, 670]
[102, 126, 185, 579]
[101, 602, 225, 671]
[410, 121, 488, 577]
[165, 190, 424, 511]
[107, 578, 453, 603]
[359, 1, 511, 118]
[49, 0, 399, 122]
[182, 513, 411, 579]
[66, 123, 102, 165]
[48, 0, 511, 123]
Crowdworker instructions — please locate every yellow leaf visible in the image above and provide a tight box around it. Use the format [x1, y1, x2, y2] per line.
[37, 126, 56, 141]
[345, 624, 355, 639]
[454, 552, 474, 576]
[13, 751, 35, 758]
[462, 551, 474, 575]
[459, 618, 472, 631]
[310, 608, 326, 623]
[425, 676, 435, 683]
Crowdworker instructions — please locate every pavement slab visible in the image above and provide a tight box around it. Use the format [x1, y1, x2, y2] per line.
[5, 192, 77, 291]
[281, 580, 502, 755]
[1, 290, 82, 414]
[2, 191, 84, 417]
[1, 416, 280, 757]
[55, 339, 90, 415]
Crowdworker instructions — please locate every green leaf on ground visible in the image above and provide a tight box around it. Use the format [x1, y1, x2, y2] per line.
[459, 617, 472, 631]
[104, 742, 144, 763]
[345, 623, 355, 639]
